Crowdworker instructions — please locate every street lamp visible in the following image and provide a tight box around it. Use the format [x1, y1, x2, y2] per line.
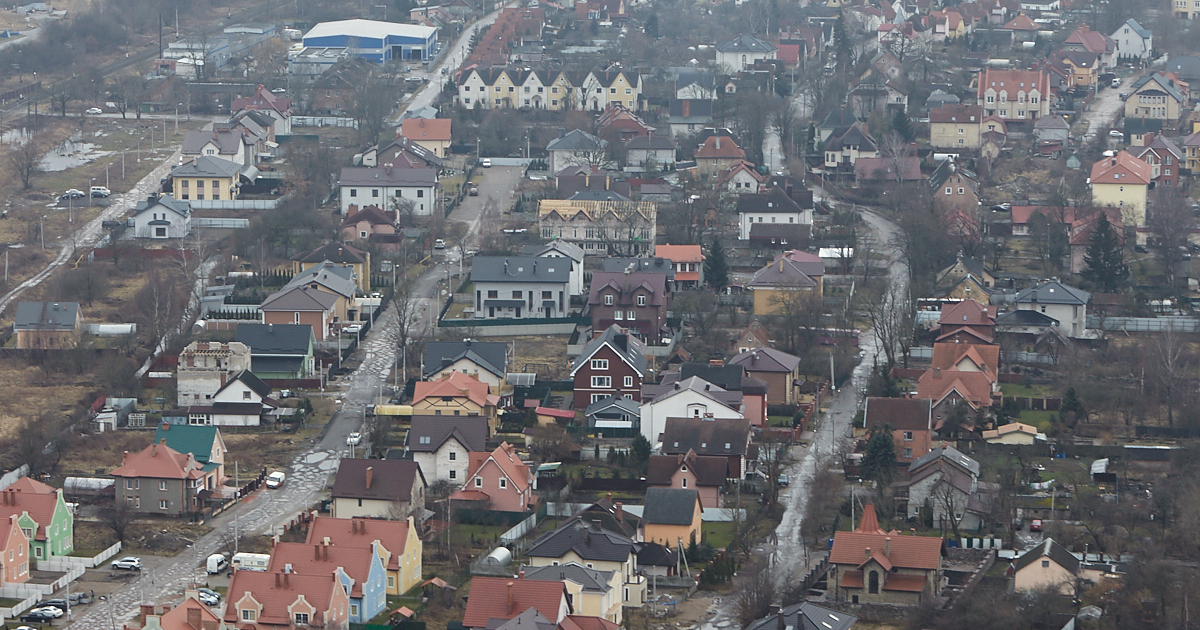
[39, 215, 45, 249]
[89, 178, 95, 207]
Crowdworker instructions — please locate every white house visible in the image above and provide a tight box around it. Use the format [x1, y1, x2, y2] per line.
[546, 129, 608, 174]
[638, 376, 743, 446]
[404, 415, 488, 484]
[715, 34, 777, 73]
[470, 256, 571, 319]
[523, 240, 586, 296]
[130, 194, 191, 240]
[177, 341, 252, 406]
[1014, 280, 1090, 338]
[624, 135, 678, 173]
[1111, 19, 1152, 63]
[736, 187, 813, 241]
[204, 370, 277, 426]
[338, 166, 437, 216]
[181, 127, 250, 167]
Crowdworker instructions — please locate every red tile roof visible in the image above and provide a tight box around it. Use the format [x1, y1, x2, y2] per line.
[223, 569, 344, 628]
[401, 118, 453, 143]
[8, 478, 55, 494]
[916, 369, 995, 409]
[829, 531, 942, 570]
[560, 616, 620, 630]
[1090, 150, 1152, 186]
[156, 593, 223, 630]
[464, 442, 533, 493]
[930, 342, 999, 375]
[268, 542, 377, 597]
[938, 300, 996, 326]
[413, 372, 497, 408]
[307, 516, 411, 570]
[654, 244, 703, 264]
[110, 442, 207, 481]
[462, 577, 570, 628]
[0, 487, 59, 541]
[695, 135, 745, 160]
[977, 68, 1049, 99]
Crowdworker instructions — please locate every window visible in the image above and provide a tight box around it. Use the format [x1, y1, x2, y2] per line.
[499, 478, 507, 489]
[125, 479, 139, 490]
[868, 571, 879, 594]
[903, 431, 913, 441]
[542, 290, 552, 299]
[637, 295, 647, 306]
[159, 500, 169, 510]
[591, 376, 612, 388]
[242, 610, 257, 621]
[946, 187, 952, 195]
[475, 477, 482, 487]
[159, 481, 169, 491]
[682, 478, 687, 488]
[958, 188, 965, 194]
[604, 294, 614, 306]
[624, 376, 634, 387]
[449, 470, 457, 479]
[487, 290, 498, 299]
[627, 311, 636, 319]
[591, 359, 609, 370]
[350, 605, 359, 617]
[614, 311, 624, 320]
[1042, 560, 1051, 568]
[903, 448, 913, 458]
[295, 613, 310, 625]
[512, 290, 523, 299]
[350, 189, 357, 197]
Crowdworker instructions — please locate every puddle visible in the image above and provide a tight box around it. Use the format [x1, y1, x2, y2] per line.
[39, 134, 113, 172]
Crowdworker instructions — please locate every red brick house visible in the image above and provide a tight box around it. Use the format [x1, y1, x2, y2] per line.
[570, 326, 647, 408]
[863, 398, 933, 464]
[586, 272, 669, 342]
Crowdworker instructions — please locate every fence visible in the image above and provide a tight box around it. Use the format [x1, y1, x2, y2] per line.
[190, 199, 281, 211]
[292, 116, 359, 128]
[192, 217, 252, 228]
[0, 465, 30, 491]
[36, 541, 122, 571]
[0, 591, 39, 620]
[439, 317, 586, 337]
[499, 511, 538, 544]
[1086, 315, 1200, 333]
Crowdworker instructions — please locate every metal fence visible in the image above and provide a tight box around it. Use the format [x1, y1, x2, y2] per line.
[193, 217, 251, 228]
[292, 116, 358, 128]
[499, 511, 539, 544]
[1086, 315, 1200, 333]
[190, 200, 280, 211]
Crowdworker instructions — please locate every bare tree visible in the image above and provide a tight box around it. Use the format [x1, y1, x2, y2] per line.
[767, 284, 823, 356]
[1149, 187, 1194, 295]
[876, 131, 911, 184]
[7, 136, 42, 189]
[13, 415, 67, 475]
[864, 281, 914, 369]
[104, 501, 137, 543]
[932, 483, 965, 539]
[352, 70, 397, 146]
[136, 267, 184, 346]
[1150, 325, 1191, 427]
[735, 561, 776, 625]
[394, 276, 425, 378]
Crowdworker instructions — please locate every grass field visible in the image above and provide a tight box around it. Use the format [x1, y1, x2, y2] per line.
[701, 522, 734, 549]
[1000, 382, 1055, 398]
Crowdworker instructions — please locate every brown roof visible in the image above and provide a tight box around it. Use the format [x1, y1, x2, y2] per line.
[330, 459, 424, 503]
[1090, 150, 1152, 186]
[110, 442, 207, 481]
[916, 369, 995, 409]
[401, 118, 453, 142]
[268, 542, 378, 597]
[7, 478, 55, 493]
[156, 594, 223, 630]
[413, 372, 498, 408]
[929, 342, 999, 375]
[695, 135, 745, 160]
[938, 300, 996, 326]
[464, 442, 533, 493]
[645, 450, 728, 486]
[560, 615, 620, 630]
[340, 205, 394, 228]
[306, 516, 412, 570]
[863, 398, 931, 432]
[829, 531, 942, 570]
[462, 577, 569, 628]
[223, 569, 342, 627]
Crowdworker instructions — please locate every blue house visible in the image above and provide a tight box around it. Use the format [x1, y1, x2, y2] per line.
[302, 19, 438, 63]
[268, 541, 388, 622]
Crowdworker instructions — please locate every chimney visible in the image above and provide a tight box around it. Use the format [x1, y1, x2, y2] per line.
[151, 443, 158, 456]
[709, 359, 724, 367]
[323, 545, 329, 560]
[315, 544, 321, 560]
[283, 572, 289, 587]
[615, 501, 624, 521]
[187, 606, 202, 630]
[864, 546, 872, 559]
[519, 569, 525, 579]
[140, 604, 154, 625]
[771, 605, 783, 630]
[885, 537, 892, 556]
[716, 137, 721, 150]
[365, 466, 374, 489]
[682, 100, 690, 117]
[506, 581, 515, 611]
[275, 572, 281, 587]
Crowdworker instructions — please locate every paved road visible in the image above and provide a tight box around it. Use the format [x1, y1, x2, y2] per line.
[1078, 82, 1133, 140]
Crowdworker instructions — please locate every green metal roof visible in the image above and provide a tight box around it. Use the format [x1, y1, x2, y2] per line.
[154, 424, 218, 464]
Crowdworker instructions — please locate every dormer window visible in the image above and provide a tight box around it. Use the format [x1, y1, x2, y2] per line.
[242, 610, 257, 621]
[637, 295, 647, 306]
[604, 294, 614, 306]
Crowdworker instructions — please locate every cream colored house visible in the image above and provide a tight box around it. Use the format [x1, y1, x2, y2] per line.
[525, 519, 647, 608]
[522, 563, 624, 623]
[976, 68, 1051, 122]
[929, 104, 984, 149]
[1012, 539, 1081, 595]
[456, 68, 641, 111]
[1124, 72, 1187, 121]
[1089, 150, 1151, 227]
[307, 515, 424, 595]
[982, 422, 1040, 444]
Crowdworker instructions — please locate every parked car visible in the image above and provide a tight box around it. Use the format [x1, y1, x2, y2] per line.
[28, 606, 63, 618]
[279, 389, 294, 399]
[85, 107, 103, 115]
[265, 471, 286, 489]
[59, 189, 86, 201]
[20, 609, 58, 623]
[197, 590, 220, 606]
[346, 432, 362, 446]
[777, 474, 789, 486]
[469, 186, 479, 196]
[90, 186, 110, 197]
[342, 324, 362, 335]
[41, 599, 69, 611]
[111, 557, 142, 570]
[1135, 244, 1149, 253]
[989, 202, 1012, 211]
[1109, 130, 1124, 139]
[1111, 77, 1121, 88]
[433, 238, 446, 249]
[480, 158, 492, 168]
[1030, 519, 1043, 532]
[198, 587, 221, 601]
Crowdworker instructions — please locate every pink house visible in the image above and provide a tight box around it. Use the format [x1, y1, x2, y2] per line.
[0, 515, 30, 586]
[645, 450, 726, 507]
[339, 206, 397, 242]
[450, 442, 536, 513]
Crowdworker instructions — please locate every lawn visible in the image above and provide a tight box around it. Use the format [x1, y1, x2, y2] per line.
[702, 522, 734, 549]
[767, 415, 793, 427]
[1000, 382, 1055, 398]
[1017, 409, 1057, 432]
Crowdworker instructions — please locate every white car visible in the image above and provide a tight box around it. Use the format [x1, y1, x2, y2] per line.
[346, 432, 362, 446]
[433, 239, 446, 249]
[197, 591, 220, 606]
[85, 107, 103, 115]
[480, 158, 492, 168]
[265, 471, 286, 488]
[342, 324, 362, 335]
[111, 557, 142, 570]
[1109, 130, 1124, 139]
[31, 607, 64, 618]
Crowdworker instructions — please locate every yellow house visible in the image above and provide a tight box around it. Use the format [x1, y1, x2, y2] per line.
[457, 68, 641, 111]
[1057, 51, 1099, 87]
[411, 372, 500, 431]
[400, 118, 452, 159]
[1013, 539, 1080, 595]
[168, 156, 240, 202]
[1123, 72, 1186, 121]
[639, 488, 702, 548]
[522, 563, 624, 623]
[290, 242, 371, 293]
[1185, 131, 1200, 171]
[1089, 150, 1152, 227]
[982, 422, 1040, 444]
[1174, 0, 1200, 19]
[929, 104, 984, 150]
[747, 251, 824, 316]
[525, 520, 648, 608]
[306, 515, 424, 596]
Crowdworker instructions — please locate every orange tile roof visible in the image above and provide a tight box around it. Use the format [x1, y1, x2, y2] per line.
[654, 244, 703, 263]
[977, 68, 1049, 99]
[401, 118, 453, 143]
[462, 577, 569, 628]
[110, 442, 207, 481]
[930, 342, 999, 376]
[413, 372, 496, 408]
[268, 542, 377, 597]
[695, 135, 745, 160]
[916, 369, 995, 409]
[156, 593, 223, 630]
[829, 531, 942, 570]
[1090, 150, 1152, 186]
[223, 569, 343, 627]
[8, 478, 55, 494]
[560, 615, 620, 630]
[938, 300, 995, 326]
[0, 488, 58, 541]
[465, 442, 533, 493]
[882, 574, 928, 592]
[306, 516, 411, 570]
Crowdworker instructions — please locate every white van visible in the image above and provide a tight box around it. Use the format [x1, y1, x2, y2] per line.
[206, 553, 228, 574]
[231, 552, 271, 571]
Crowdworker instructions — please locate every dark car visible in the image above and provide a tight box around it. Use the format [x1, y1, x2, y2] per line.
[1135, 244, 1149, 253]
[41, 599, 69, 611]
[21, 610, 58, 623]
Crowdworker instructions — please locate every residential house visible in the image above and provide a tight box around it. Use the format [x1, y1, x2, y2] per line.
[1012, 538, 1081, 595]
[1014, 280, 1090, 338]
[199, 370, 277, 426]
[639, 376, 743, 446]
[356, 136, 445, 170]
[929, 9, 968, 40]
[451, 442, 536, 514]
[661, 362, 767, 427]
[824, 123, 879, 171]
[307, 515, 423, 596]
[282, 261, 359, 322]
[234, 323, 316, 380]
[934, 256, 995, 295]
[422, 340, 507, 388]
[1166, 56, 1200, 98]
[1090, 150, 1152, 227]
[718, 161, 766, 194]
[674, 69, 717, 100]
[312, 58, 373, 115]
[936, 300, 997, 343]
[586, 271, 669, 342]
[1133, 132, 1182, 187]
[522, 564, 623, 623]
[668, 100, 714, 138]
[411, 372, 500, 430]
[855, 156, 921, 183]
[471, 256, 571, 320]
[547, 130, 609, 174]
[570, 325, 647, 408]
[695, 135, 747, 178]
[639, 488, 702, 548]
[338, 166, 437, 217]
[829, 503, 943, 605]
[231, 83, 292, 134]
[1054, 50, 1100, 87]
[737, 187, 814, 242]
[977, 68, 1051, 122]
[1123, 72, 1187, 121]
[847, 73, 909, 119]
[730, 321, 774, 354]
[330, 458, 426, 520]
[259, 287, 339, 341]
[339, 206, 397, 243]
[1174, 0, 1200, 18]
[597, 104, 654, 143]
[111, 442, 218, 516]
[462, 577, 572, 629]
[982, 422, 1040, 444]
[1067, 209, 1125, 274]
[1125, 118, 1164, 147]
[929, 104, 986, 150]
[623, 135, 677, 173]
[0, 478, 74, 561]
[456, 68, 640, 112]
[14, 301, 80, 350]
[538, 196, 656, 256]
[130, 194, 191, 240]
[1032, 115, 1070, 143]
[522, 241, 586, 297]
[1063, 25, 1116, 69]
[863, 398, 932, 464]
[404, 415, 488, 484]
[728, 346, 803, 405]
[399, 118, 452, 158]
[182, 127, 250, 167]
[1183, 129, 1200, 172]
[646, 450, 727, 508]
[658, 417, 752, 479]
[1000, 13, 1039, 42]
[525, 519, 647, 607]
[167, 157, 241, 202]
[916, 368, 997, 429]
[744, 252, 822, 318]
[817, 108, 858, 145]
[137, 592, 225, 630]
[745, 603, 857, 630]
[928, 158, 980, 218]
[224, 569, 349, 630]
[653, 244, 703, 291]
[715, 34, 777, 72]
[599, 257, 674, 286]
[291, 241, 371, 293]
[585, 396, 641, 437]
[0, 517, 30, 586]
[153, 423, 226, 481]
[268, 541, 387, 623]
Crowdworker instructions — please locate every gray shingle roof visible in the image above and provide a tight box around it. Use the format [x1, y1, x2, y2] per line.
[525, 519, 639, 562]
[404, 415, 487, 453]
[471, 256, 571, 284]
[14, 301, 79, 330]
[745, 602, 858, 630]
[423, 340, 507, 379]
[235, 323, 314, 355]
[181, 128, 245, 156]
[908, 445, 980, 476]
[520, 563, 615, 592]
[1130, 73, 1185, 103]
[729, 346, 802, 373]
[546, 129, 607, 153]
[133, 194, 191, 219]
[284, 260, 359, 299]
[584, 394, 641, 417]
[1013, 538, 1080, 575]
[260, 286, 339, 312]
[659, 417, 751, 461]
[569, 324, 648, 376]
[641, 488, 700, 524]
[716, 34, 778, 53]
[170, 156, 242, 179]
[1014, 280, 1090, 306]
[995, 309, 1059, 326]
[1122, 18, 1151, 39]
[339, 165, 437, 187]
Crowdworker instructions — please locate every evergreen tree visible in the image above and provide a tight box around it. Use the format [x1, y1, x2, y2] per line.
[1061, 386, 1084, 417]
[833, 16, 853, 79]
[891, 109, 915, 143]
[859, 424, 896, 487]
[644, 11, 659, 38]
[705, 237, 730, 288]
[1082, 212, 1129, 293]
